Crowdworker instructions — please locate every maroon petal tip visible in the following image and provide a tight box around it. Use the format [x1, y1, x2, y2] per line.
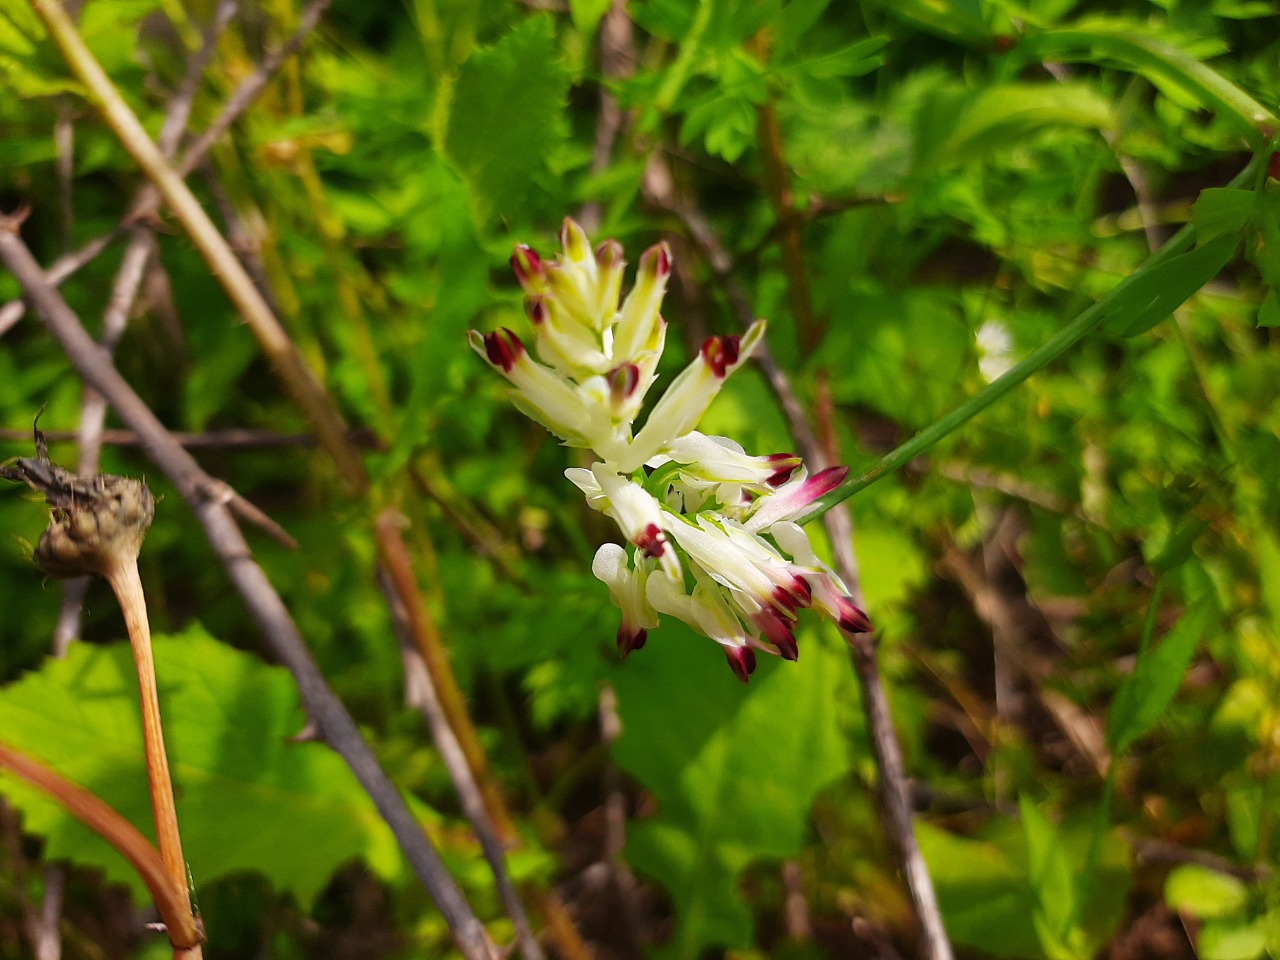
[725, 646, 757, 682]
[837, 599, 873, 635]
[634, 523, 666, 559]
[808, 465, 850, 495]
[608, 363, 641, 403]
[701, 334, 742, 378]
[618, 627, 648, 656]
[483, 328, 525, 373]
[511, 245, 542, 286]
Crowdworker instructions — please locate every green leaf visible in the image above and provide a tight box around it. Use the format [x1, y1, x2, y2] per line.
[1021, 798, 1087, 960]
[1106, 591, 1212, 753]
[926, 83, 1113, 169]
[0, 626, 403, 905]
[444, 16, 570, 216]
[1257, 289, 1280, 328]
[917, 821, 1042, 959]
[568, 0, 611, 37]
[1198, 917, 1268, 960]
[1192, 187, 1257, 242]
[1102, 232, 1239, 337]
[612, 626, 850, 960]
[1164, 864, 1249, 920]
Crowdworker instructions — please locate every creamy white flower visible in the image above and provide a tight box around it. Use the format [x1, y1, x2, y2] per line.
[471, 219, 868, 681]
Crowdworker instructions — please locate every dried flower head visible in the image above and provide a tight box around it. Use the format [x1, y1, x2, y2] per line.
[1, 422, 153, 578]
[471, 219, 869, 681]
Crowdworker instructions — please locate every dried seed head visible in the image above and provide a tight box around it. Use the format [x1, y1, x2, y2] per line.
[2, 424, 153, 578]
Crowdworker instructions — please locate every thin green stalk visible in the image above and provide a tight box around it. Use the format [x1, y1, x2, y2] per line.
[797, 153, 1265, 525]
[1022, 28, 1277, 143]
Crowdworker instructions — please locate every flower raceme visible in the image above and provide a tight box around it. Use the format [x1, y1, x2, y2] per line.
[470, 218, 871, 681]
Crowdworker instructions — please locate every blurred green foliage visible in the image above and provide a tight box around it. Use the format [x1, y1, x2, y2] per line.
[1, 0, 1279, 958]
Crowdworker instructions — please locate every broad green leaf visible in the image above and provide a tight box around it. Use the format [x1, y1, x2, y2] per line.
[1193, 187, 1258, 242]
[444, 16, 570, 216]
[1199, 917, 1268, 960]
[917, 821, 1042, 959]
[1106, 594, 1212, 753]
[1102, 232, 1239, 337]
[0, 626, 403, 905]
[1021, 798, 1087, 960]
[612, 625, 850, 960]
[1164, 864, 1249, 920]
[920, 817, 1130, 959]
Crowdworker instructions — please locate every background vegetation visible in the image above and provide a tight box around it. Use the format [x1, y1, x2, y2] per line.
[1, 0, 1278, 958]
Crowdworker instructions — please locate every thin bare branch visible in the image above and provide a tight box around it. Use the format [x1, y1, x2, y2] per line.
[0, 219, 497, 960]
[0, 0, 329, 347]
[29, 0, 366, 493]
[376, 541, 544, 960]
[177, 0, 335, 173]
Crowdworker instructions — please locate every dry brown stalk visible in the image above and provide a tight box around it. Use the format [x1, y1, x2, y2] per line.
[1, 430, 200, 959]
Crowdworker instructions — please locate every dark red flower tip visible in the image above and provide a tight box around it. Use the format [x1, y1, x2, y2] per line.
[773, 629, 799, 662]
[836, 598, 873, 635]
[701, 334, 742, 378]
[725, 645, 757, 683]
[755, 610, 799, 660]
[776, 575, 812, 612]
[483, 328, 525, 373]
[994, 34, 1016, 52]
[608, 363, 641, 404]
[511, 245, 542, 287]
[596, 239, 624, 269]
[634, 523, 667, 558]
[618, 626, 648, 656]
[527, 296, 549, 325]
[805, 465, 850, 498]
[1270, 151, 1280, 181]
[764, 453, 801, 487]
[640, 241, 672, 279]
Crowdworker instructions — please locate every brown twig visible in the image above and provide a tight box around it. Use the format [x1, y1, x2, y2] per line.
[1, 420, 196, 956]
[107, 561, 191, 907]
[0, 219, 498, 960]
[176, 0, 336, 175]
[0, 0, 327, 339]
[376, 556, 544, 960]
[374, 512, 517, 840]
[29, 0, 367, 494]
[0, 741, 201, 955]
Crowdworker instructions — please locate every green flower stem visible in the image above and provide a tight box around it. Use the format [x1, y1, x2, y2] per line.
[797, 153, 1265, 525]
[1021, 28, 1277, 142]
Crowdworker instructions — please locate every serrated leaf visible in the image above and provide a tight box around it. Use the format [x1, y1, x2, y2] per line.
[1106, 595, 1212, 753]
[444, 16, 569, 216]
[612, 626, 849, 960]
[1103, 232, 1238, 337]
[0, 625, 403, 905]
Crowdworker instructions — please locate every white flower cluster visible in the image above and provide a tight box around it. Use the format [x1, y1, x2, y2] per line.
[470, 219, 869, 681]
